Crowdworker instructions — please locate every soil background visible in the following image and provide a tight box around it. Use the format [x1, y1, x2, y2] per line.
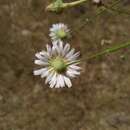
[0, 0, 130, 130]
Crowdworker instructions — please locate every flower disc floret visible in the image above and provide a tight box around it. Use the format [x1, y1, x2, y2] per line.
[50, 57, 67, 72]
[56, 29, 67, 39]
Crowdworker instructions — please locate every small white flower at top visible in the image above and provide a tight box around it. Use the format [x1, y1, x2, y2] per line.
[33, 41, 81, 88]
[49, 23, 70, 43]
[92, 0, 102, 4]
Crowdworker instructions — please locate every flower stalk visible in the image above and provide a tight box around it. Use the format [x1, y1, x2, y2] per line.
[46, 0, 88, 12]
[86, 41, 130, 60]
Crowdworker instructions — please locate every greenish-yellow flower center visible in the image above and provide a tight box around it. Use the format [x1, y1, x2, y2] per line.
[50, 57, 67, 72]
[57, 29, 67, 39]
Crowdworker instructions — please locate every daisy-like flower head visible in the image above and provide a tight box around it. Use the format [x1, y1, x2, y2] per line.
[49, 23, 70, 43]
[33, 41, 81, 88]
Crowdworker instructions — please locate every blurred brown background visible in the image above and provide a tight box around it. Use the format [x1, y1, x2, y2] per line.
[0, 0, 130, 130]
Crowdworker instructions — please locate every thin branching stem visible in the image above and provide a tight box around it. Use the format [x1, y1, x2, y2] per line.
[104, 5, 130, 16]
[84, 41, 130, 61]
[96, 0, 122, 15]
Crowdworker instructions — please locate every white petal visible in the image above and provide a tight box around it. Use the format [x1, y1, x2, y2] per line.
[39, 52, 49, 59]
[54, 74, 64, 88]
[58, 75, 65, 87]
[35, 53, 43, 60]
[52, 42, 58, 56]
[53, 24, 59, 29]
[59, 23, 63, 28]
[46, 44, 52, 55]
[65, 48, 75, 59]
[50, 25, 58, 31]
[35, 53, 48, 62]
[50, 28, 55, 32]
[49, 73, 57, 88]
[68, 52, 80, 60]
[55, 80, 60, 88]
[59, 41, 63, 54]
[66, 70, 76, 78]
[33, 68, 46, 76]
[34, 60, 48, 65]
[41, 68, 50, 78]
[64, 76, 72, 88]
[52, 24, 57, 28]
[67, 68, 80, 76]
[49, 32, 55, 37]
[69, 65, 81, 70]
[51, 36, 57, 40]
[63, 43, 70, 56]
[52, 24, 59, 32]
[45, 71, 54, 84]
[53, 41, 61, 55]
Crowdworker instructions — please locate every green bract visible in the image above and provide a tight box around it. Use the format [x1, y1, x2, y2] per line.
[46, 0, 63, 12]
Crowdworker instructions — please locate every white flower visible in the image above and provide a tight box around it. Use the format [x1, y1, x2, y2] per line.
[33, 41, 81, 88]
[92, 0, 101, 4]
[49, 23, 70, 43]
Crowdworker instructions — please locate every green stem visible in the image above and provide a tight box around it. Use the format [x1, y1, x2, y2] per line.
[104, 5, 130, 16]
[63, 0, 87, 8]
[86, 41, 130, 60]
[73, 0, 122, 32]
[46, 0, 88, 12]
[96, 0, 122, 15]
